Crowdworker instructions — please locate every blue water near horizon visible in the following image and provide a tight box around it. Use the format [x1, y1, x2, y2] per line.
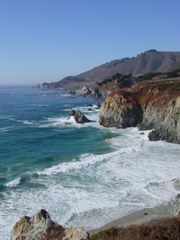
[0, 86, 180, 239]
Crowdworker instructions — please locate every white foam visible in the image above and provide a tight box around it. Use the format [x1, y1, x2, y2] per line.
[37, 145, 141, 176]
[0, 127, 11, 132]
[37, 153, 111, 176]
[38, 113, 99, 129]
[5, 177, 21, 188]
[1, 127, 180, 239]
[1, 117, 34, 125]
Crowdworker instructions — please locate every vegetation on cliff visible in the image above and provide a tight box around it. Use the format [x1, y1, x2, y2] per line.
[91, 217, 180, 240]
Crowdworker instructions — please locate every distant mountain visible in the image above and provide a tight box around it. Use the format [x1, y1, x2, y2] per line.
[39, 50, 180, 89]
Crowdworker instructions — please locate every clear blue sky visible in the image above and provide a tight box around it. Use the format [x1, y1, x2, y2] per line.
[0, 0, 180, 84]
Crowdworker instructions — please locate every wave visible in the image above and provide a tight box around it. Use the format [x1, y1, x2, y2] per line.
[0, 115, 13, 119]
[65, 104, 100, 113]
[16, 119, 34, 125]
[5, 177, 21, 188]
[37, 146, 141, 176]
[37, 115, 98, 129]
[31, 104, 49, 107]
[38, 116, 77, 128]
[0, 116, 34, 125]
[0, 127, 11, 133]
[5, 173, 38, 189]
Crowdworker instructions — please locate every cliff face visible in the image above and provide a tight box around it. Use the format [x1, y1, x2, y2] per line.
[137, 80, 180, 143]
[99, 89, 142, 128]
[99, 78, 180, 143]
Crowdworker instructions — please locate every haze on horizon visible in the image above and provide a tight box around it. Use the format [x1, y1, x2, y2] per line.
[0, 0, 180, 85]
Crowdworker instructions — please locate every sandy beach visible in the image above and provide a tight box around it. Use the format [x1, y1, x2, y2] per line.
[90, 190, 180, 236]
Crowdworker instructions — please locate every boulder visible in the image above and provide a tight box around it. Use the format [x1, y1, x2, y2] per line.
[148, 130, 160, 141]
[12, 209, 90, 240]
[69, 110, 92, 124]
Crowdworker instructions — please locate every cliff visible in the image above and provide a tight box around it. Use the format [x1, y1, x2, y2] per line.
[99, 77, 180, 143]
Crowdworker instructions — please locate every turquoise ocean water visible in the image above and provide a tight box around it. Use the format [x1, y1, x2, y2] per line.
[0, 86, 180, 239]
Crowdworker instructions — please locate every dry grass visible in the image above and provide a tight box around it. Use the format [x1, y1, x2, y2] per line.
[90, 217, 180, 240]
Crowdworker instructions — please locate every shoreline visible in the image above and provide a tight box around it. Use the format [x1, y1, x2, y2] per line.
[90, 192, 180, 236]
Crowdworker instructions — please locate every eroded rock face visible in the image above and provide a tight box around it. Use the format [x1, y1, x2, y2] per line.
[137, 81, 180, 143]
[99, 79, 180, 144]
[69, 110, 92, 124]
[12, 209, 89, 240]
[99, 90, 142, 128]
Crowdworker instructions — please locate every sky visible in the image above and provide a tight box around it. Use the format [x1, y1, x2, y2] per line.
[0, 0, 180, 85]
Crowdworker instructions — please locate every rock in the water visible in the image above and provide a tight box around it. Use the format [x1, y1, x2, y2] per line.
[12, 209, 89, 240]
[69, 110, 91, 124]
[148, 130, 160, 141]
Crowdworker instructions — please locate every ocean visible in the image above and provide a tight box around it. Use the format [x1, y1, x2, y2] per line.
[0, 86, 180, 239]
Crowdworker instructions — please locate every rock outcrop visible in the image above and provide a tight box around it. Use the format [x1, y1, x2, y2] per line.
[69, 110, 92, 124]
[12, 209, 90, 240]
[76, 86, 100, 98]
[99, 89, 142, 128]
[99, 78, 180, 143]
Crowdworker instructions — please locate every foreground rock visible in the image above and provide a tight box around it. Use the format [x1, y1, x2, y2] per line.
[69, 110, 92, 124]
[12, 209, 90, 240]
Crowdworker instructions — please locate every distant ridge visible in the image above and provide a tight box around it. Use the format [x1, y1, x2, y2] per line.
[40, 50, 180, 89]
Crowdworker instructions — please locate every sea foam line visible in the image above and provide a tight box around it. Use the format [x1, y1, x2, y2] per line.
[37, 146, 140, 176]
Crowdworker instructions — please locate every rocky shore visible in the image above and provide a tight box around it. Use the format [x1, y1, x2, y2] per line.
[99, 78, 180, 144]
[12, 194, 180, 240]
[12, 209, 90, 240]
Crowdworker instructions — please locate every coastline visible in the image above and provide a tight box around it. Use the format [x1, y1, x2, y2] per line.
[90, 192, 180, 236]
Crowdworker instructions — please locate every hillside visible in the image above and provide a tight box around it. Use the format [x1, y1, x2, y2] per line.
[39, 50, 180, 89]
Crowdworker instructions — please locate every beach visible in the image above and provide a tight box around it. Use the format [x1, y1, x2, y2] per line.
[90, 193, 180, 236]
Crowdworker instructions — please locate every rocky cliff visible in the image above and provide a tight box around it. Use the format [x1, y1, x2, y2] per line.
[99, 78, 180, 143]
[99, 89, 142, 128]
